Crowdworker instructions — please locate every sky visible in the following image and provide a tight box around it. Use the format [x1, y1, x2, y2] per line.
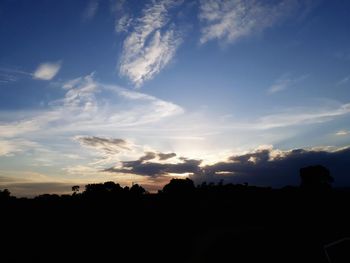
[0, 0, 350, 196]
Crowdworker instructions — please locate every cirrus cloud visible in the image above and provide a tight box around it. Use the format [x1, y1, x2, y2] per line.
[199, 0, 308, 45]
[0, 74, 184, 161]
[118, 0, 183, 87]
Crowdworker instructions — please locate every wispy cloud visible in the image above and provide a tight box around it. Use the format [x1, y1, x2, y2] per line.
[0, 67, 32, 84]
[268, 73, 308, 94]
[33, 61, 61, 80]
[111, 0, 130, 32]
[336, 130, 349, 136]
[119, 0, 183, 87]
[0, 72, 18, 84]
[335, 50, 350, 61]
[76, 136, 178, 167]
[82, 0, 99, 21]
[254, 103, 350, 129]
[0, 139, 39, 156]
[76, 136, 130, 153]
[115, 14, 133, 33]
[75, 136, 133, 165]
[0, 112, 60, 138]
[1, 74, 350, 192]
[199, 0, 301, 45]
[1, 72, 342, 152]
[336, 75, 350, 86]
[110, 0, 126, 13]
[0, 74, 184, 156]
[202, 101, 350, 132]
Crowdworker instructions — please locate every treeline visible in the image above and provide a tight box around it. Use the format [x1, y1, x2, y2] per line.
[0, 165, 349, 263]
[0, 165, 336, 201]
[1, 178, 271, 201]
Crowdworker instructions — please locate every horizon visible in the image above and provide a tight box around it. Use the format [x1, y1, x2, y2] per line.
[1, 0, 350, 197]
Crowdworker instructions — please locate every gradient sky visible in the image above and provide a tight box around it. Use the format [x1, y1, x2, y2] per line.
[1, 0, 350, 196]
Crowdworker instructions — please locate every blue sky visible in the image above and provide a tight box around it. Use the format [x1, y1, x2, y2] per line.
[0, 0, 350, 196]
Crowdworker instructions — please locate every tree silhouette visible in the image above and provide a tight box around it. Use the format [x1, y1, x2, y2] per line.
[0, 189, 10, 199]
[130, 184, 146, 195]
[162, 178, 195, 194]
[72, 185, 80, 195]
[300, 165, 334, 190]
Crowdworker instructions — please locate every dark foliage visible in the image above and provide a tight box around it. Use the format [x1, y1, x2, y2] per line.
[0, 188, 10, 200]
[0, 166, 349, 263]
[300, 165, 334, 190]
[161, 178, 195, 194]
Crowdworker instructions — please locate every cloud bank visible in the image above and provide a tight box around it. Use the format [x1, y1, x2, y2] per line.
[105, 145, 350, 187]
[2, 145, 350, 196]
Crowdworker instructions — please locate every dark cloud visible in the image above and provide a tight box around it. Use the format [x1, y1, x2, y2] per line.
[77, 136, 127, 147]
[139, 151, 176, 161]
[196, 147, 350, 187]
[105, 146, 350, 187]
[76, 136, 130, 154]
[105, 156, 202, 177]
[158, 152, 176, 160]
[139, 152, 157, 162]
[126, 151, 167, 164]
